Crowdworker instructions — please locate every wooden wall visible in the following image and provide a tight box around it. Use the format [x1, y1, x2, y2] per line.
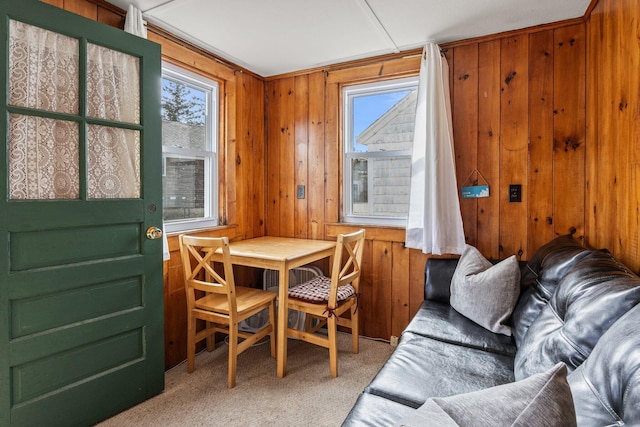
[265, 21, 587, 340]
[447, 23, 587, 260]
[41, 0, 124, 26]
[585, 0, 640, 273]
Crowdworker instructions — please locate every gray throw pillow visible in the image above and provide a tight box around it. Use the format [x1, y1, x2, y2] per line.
[395, 363, 576, 427]
[450, 245, 520, 336]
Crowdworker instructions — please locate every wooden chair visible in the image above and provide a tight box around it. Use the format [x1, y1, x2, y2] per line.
[178, 235, 277, 388]
[287, 229, 365, 377]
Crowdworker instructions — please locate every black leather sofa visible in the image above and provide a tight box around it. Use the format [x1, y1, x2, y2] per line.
[342, 235, 640, 426]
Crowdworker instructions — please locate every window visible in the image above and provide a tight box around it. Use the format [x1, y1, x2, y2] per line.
[161, 63, 218, 232]
[343, 77, 418, 226]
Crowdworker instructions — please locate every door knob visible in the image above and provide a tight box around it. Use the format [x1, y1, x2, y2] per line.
[146, 226, 163, 240]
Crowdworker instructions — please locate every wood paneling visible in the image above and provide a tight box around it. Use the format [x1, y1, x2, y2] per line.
[527, 31, 555, 256]
[390, 242, 410, 337]
[371, 240, 393, 338]
[499, 35, 529, 260]
[97, 6, 123, 28]
[266, 80, 281, 237]
[294, 75, 310, 238]
[41, 0, 64, 8]
[63, 0, 96, 19]
[553, 24, 586, 240]
[267, 24, 593, 339]
[585, 0, 640, 272]
[279, 78, 296, 237]
[477, 40, 501, 259]
[235, 72, 266, 239]
[308, 72, 327, 240]
[453, 44, 479, 247]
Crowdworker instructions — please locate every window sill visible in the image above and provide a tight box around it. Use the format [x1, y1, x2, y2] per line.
[326, 223, 406, 243]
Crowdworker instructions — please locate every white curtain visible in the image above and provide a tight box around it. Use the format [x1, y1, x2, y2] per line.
[124, 4, 169, 260]
[405, 43, 465, 255]
[124, 5, 147, 39]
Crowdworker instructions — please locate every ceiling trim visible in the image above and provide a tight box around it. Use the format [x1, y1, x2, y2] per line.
[357, 0, 400, 53]
[441, 16, 586, 50]
[142, 0, 176, 14]
[582, 0, 601, 21]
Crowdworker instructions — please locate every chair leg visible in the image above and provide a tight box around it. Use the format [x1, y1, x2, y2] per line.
[351, 304, 359, 354]
[269, 301, 276, 358]
[328, 315, 338, 378]
[206, 321, 215, 352]
[228, 324, 238, 388]
[187, 314, 196, 373]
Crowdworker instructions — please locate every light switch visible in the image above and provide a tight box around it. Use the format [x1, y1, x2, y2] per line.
[509, 184, 522, 202]
[296, 185, 305, 199]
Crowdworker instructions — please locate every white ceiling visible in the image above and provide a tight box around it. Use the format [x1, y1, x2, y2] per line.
[107, 0, 591, 77]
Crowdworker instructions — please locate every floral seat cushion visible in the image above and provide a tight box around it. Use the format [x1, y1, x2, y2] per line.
[288, 275, 356, 303]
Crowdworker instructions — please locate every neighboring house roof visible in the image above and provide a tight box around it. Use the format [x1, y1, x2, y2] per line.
[162, 120, 205, 150]
[356, 91, 417, 152]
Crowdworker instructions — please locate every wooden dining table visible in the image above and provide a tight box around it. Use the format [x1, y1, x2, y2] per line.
[220, 236, 336, 377]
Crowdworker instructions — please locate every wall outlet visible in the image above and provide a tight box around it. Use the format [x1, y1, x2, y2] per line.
[390, 335, 399, 347]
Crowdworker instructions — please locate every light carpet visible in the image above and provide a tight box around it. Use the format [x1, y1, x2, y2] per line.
[97, 332, 394, 427]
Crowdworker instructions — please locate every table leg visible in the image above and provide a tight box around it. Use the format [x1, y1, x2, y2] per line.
[277, 264, 288, 377]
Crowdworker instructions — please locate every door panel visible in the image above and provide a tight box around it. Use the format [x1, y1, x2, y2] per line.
[10, 223, 141, 270]
[1, 1, 164, 426]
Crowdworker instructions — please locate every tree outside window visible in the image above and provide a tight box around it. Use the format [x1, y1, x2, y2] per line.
[161, 63, 218, 232]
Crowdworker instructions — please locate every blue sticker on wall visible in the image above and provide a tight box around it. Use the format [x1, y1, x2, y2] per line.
[461, 185, 489, 198]
[461, 169, 490, 199]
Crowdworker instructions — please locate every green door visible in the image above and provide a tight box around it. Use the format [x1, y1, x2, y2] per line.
[0, 1, 164, 426]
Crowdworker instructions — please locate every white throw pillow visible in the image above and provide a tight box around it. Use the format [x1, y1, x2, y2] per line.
[450, 245, 520, 336]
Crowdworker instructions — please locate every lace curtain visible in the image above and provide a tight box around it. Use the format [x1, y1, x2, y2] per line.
[86, 43, 140, 199]
[8, 20, 141, 200]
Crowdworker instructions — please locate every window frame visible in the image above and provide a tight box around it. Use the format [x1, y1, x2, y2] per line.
[161, 62, 219, 233]
[342, 76, 418, 227]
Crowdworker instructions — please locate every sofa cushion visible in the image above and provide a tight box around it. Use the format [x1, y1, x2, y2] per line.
[365, 332, 515, 409]
[568, 303, 640, 426]
[515, 249, 640, 380]
[341, 392, 415, 427]
[450, 245, 520, 336]
[404, 301, 516, 357]
[511, 234, 589, 347]
[395, 363, 575, 427]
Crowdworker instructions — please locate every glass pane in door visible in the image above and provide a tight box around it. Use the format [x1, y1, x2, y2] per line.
[8, 114, 79, 199]
[8, 19, 79, 114]
[86, 43, 141, 199]
[8, 19, 80, 200]
[87, 43, 140, 124]
[87, 125, 140, 199]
